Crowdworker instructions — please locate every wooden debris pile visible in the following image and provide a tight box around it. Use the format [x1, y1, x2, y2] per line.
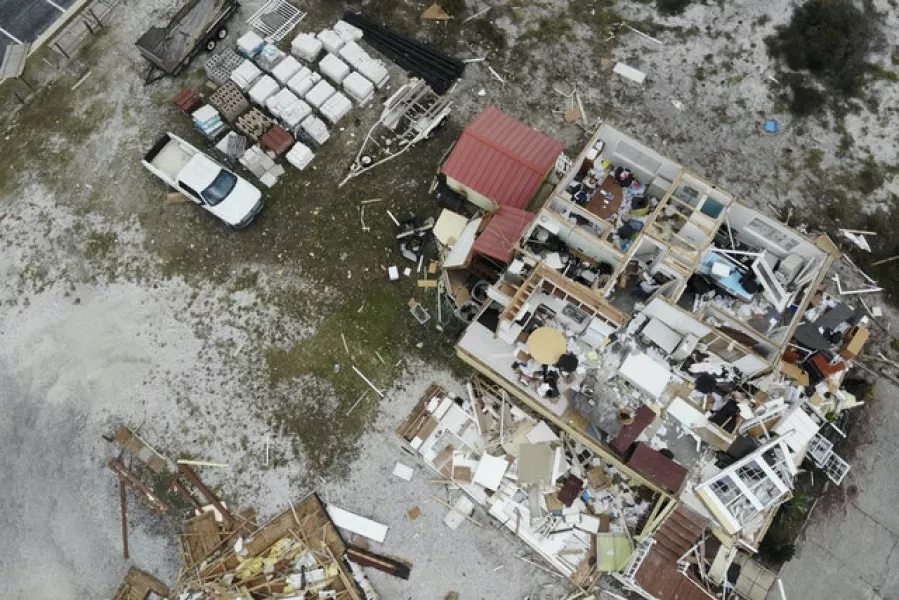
[174, 492, 376, 599]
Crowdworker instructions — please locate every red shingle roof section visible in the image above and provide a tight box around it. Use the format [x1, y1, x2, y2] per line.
[472, 206, 535, 263]
[441, 106, 564, 209]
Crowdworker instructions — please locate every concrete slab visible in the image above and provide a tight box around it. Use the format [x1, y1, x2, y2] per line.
[776, 540, 879, 600]
[802, 503, 894, 586]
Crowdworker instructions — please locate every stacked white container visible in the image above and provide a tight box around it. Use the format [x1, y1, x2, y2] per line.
[248, 75, 280, 106]
[305, 80, 336, 109]
[319, 54, 351, 85]
[271, 56, 302, 85]
[320, 92, 353, 124]
[230, 60, 262, 90]
[291, 32, 323, 62]
[343, 72, 374, 105]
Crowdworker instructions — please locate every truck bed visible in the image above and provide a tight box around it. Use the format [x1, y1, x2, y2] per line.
[136, 0, 232, 73]
[149, 139, 195, 180]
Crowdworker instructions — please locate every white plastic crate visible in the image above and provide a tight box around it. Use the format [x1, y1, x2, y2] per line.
[300, 115, 330, 147]
[305, 79, 336, 109]
[319, 53, 351, 85]
[230, 59, 263, 90]
[286, 142, 315, 171]
[271, 55, 302, 85]
[316, 29, 345, 54]
[248, 75, 280, 106]
[320, 91, 352, 124]
[291, 32, 323, 62]
[343, 72, 374, 104]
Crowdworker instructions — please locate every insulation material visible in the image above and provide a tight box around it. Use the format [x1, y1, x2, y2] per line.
[286, 142, 315, 171]
[319, 91, 353, 124]
[333, 19, 363, 42]
[300, 115, 330, 147]
[304, 79, 336, 109]
[229, 59, 262, 91]
[342, 71, 374, 104]
[319, 53, 351, 84]
[236, 31, 265, 58]
[247, 75, 280, 106]
[325, 505, 388, 543]
[265, 88, 300, 119]
[286, 67, 319, 97]
[290, 32, 323, 62]
[270, 55, 302, 85]
[316, 29, 345, 54]
[280, 99, 312, 129]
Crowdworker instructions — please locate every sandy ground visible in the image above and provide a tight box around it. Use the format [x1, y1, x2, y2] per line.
[2, 0, 899, 598]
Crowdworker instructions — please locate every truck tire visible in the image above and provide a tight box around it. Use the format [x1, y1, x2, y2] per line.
[217, 26, 229, 40]
[205, 39, 217, 52]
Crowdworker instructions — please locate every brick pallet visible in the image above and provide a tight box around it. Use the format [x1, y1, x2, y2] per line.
[173, 88, 203, 113]
[236, 108, 273, 141]
[209, 81, 249, 123]
[261, 125, 294, 157]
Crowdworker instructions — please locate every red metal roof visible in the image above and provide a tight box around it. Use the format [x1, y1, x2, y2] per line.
[636, 548, 716, 600]
[627, 442, 688, 493]
[441, 106, 564, 209]
[472, 206, 535, 263]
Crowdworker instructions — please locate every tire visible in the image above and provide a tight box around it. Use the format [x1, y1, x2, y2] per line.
[217, 26, 228, 40]
[205, 39, 217, 52]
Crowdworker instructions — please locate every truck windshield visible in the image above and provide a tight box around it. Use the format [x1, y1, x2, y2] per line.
[201, 170, 238, 206]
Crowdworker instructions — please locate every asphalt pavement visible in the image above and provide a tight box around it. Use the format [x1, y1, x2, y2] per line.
[0, 0, 78, 64]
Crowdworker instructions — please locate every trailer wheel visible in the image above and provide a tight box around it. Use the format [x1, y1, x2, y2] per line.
[205, 39, 217, 52]
[217, 26, 229, 40]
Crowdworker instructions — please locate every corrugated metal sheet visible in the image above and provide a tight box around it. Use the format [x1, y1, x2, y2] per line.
[627, 442, 687, 493]
[441, 106, 564, 209]
[636, 548, 716, 600]
[472, 206, 535, 263]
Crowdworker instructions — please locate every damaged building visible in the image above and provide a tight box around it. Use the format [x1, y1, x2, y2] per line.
[431, 117, 870, 598]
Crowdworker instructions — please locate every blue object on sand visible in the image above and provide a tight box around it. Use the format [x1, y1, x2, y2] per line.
[765, 119, 780, 133]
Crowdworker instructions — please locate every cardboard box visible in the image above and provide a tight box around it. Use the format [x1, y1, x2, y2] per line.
[841, 327, 870, 359]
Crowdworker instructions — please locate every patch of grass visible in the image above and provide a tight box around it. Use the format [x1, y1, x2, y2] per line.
[265, 283, 461, 473]
[85, 231, 118, 260]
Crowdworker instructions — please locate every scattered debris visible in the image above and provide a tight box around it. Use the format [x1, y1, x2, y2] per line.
[352, 365, 385, 398]
[327, 504, 389, 543]
[765, 119, 781, 133]
[461, 6, 491, 23]
[612, 62, 646, 84]
[840, 228, 874, 252]
[422, 4, 451, 20]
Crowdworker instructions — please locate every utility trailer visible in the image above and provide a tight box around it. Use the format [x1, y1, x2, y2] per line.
[136, 0, 239, 83]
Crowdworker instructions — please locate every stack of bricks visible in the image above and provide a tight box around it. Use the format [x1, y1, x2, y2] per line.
[235, 108, 273, 141]
[260, 125, 294, 157]
[173, 88, 203, 113]
[209, 81, 250, 123]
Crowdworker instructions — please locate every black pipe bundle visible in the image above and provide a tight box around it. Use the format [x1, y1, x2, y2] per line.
[343, 12, 465, 94]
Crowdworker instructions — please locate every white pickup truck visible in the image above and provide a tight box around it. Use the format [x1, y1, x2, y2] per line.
[142, 133, 263, 228]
